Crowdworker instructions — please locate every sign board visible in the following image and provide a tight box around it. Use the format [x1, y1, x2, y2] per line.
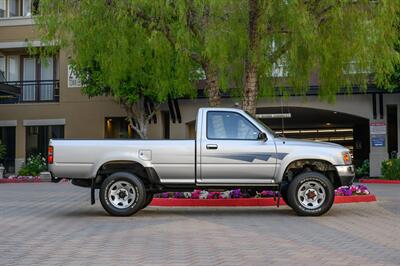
[67, 65, 82, 88]
[370, 122, 386, 135]
[371, 135, 385, 147]
[370, 122, 386, 147]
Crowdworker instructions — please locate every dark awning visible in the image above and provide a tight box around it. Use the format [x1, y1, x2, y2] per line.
[0, 83, 20, 96]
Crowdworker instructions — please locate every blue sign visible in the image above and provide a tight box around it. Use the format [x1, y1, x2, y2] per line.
[371, 135, 385, 147]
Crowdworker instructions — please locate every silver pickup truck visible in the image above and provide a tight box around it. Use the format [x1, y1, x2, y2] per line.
[49, 107, 354, 216]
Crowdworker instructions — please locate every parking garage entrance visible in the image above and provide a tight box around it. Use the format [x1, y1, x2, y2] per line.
[257, 106, 370, 168]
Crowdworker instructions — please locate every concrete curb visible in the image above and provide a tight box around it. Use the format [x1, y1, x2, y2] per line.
[150, 195, 377, 207]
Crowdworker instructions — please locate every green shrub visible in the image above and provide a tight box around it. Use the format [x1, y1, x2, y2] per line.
[355, 160, 369, 177]
[18, 154, 47, 176]
[381, 159, 400, 180]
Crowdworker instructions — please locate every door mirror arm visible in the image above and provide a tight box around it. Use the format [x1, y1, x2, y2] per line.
[258, 132, 267, 141]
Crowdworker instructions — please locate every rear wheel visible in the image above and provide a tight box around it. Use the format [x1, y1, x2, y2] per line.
[287, 171, 334, 216]
[100, 172, 146, 216]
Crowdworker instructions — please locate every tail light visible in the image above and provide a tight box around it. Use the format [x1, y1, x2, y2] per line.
[48, 146, 54, 164]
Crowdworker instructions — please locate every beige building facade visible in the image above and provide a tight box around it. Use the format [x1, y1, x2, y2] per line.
[0, 2, 399, 176]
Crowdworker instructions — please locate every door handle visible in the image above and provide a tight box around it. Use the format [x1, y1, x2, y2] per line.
[206, 144, 218, 150]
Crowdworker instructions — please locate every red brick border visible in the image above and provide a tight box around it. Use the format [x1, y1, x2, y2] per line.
[359, 179, 400, 184]
[0, 178, 42, 184]
[150, 195, 376, 207]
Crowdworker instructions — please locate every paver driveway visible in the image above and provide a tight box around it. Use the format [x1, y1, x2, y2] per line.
[0, 183, 399, 266]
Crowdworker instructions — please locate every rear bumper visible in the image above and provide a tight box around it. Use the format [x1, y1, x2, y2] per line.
[335, 165, 355, 186]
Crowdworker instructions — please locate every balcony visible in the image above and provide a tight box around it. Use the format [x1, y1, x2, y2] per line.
[0, 79, 59, 104]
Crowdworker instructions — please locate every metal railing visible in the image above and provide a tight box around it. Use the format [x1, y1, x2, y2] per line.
[0, 80, 60, 103]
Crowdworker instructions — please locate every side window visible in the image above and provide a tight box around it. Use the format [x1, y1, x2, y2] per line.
[207, 111, 260, 140]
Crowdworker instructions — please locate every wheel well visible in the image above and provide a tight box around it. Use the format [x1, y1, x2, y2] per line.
[282, 159, 341, 188]
[96, 161, 150, 186]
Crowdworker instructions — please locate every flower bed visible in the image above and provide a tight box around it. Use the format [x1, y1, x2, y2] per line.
[154, 185, 371, 200]
[150, 185, 375, 207]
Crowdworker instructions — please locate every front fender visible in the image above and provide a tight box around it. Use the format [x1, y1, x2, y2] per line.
[275, 152, 338, 183]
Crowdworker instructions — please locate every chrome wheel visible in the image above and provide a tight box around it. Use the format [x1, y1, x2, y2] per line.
[297, 181, 326, 210]
[108, 181, 136, 209]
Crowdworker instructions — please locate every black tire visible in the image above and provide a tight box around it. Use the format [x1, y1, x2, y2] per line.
[100, 172, 146, 216]
[287, 171, 335, 216]
[141, 192, 154, 209]
[280, 184, 291, 208]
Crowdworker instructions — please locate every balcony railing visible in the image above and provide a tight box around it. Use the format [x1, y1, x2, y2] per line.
[0, 80, 60, 104]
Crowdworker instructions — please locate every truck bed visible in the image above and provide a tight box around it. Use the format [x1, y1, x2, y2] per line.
[49, 139, 196, 183]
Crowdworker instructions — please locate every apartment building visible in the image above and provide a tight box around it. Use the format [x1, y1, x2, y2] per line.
[0, 0, 399, 176]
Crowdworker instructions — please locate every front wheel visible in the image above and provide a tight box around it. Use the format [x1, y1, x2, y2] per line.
[287, 171, 334, 216]
[141, 193, 154, 209]
[100, 172, 146, 216]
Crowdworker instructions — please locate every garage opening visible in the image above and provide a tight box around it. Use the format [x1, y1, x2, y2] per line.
[257, 106, 370, 168]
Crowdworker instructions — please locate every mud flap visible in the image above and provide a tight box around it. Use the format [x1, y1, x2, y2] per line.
[91, 178, 95, 205]
[273, 184, 282, 208]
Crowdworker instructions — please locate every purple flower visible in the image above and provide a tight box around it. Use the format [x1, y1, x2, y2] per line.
[230, 189, 241, 198]
[174, 192, 184, 198]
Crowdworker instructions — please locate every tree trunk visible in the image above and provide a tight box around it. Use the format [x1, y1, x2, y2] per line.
[242, 0, 260, 116]
[242, 63, 258, 115]
[204, 63, 221, 107]
[123, 96, 159, 139]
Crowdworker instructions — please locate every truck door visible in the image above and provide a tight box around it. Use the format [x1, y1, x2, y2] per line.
[199, 110, 277, 184]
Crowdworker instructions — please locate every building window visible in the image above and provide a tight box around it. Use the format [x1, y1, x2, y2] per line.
[7, 55, 19, 81]
[0, 55, 5, 81]
[8, 0, 20, 17]
[105, 117, 138, 139]
[0, 0, 5, 17]
[25, 125, 64, 158]
[0, 0, 38, 18]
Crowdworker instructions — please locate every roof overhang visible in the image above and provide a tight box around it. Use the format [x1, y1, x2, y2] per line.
[0, 40, 56, 50]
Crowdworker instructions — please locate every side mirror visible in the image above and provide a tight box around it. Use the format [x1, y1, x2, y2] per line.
[258, 132, 267, 141]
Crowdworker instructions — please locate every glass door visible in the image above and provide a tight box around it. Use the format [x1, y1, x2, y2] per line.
[23, 57, 36, 101]
[40, 58, 54, 101]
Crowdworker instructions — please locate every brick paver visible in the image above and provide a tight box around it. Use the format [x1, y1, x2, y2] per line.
[0, 183, 399, 266]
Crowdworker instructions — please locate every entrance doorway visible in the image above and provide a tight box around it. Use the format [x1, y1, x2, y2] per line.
[0, 126, 16, 173]
[25, 125, 64, 158]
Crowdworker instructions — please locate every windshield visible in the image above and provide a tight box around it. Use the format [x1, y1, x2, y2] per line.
[245, 111, 277, 137]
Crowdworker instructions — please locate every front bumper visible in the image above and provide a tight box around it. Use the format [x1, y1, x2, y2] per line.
[335, 165, 355, 186]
